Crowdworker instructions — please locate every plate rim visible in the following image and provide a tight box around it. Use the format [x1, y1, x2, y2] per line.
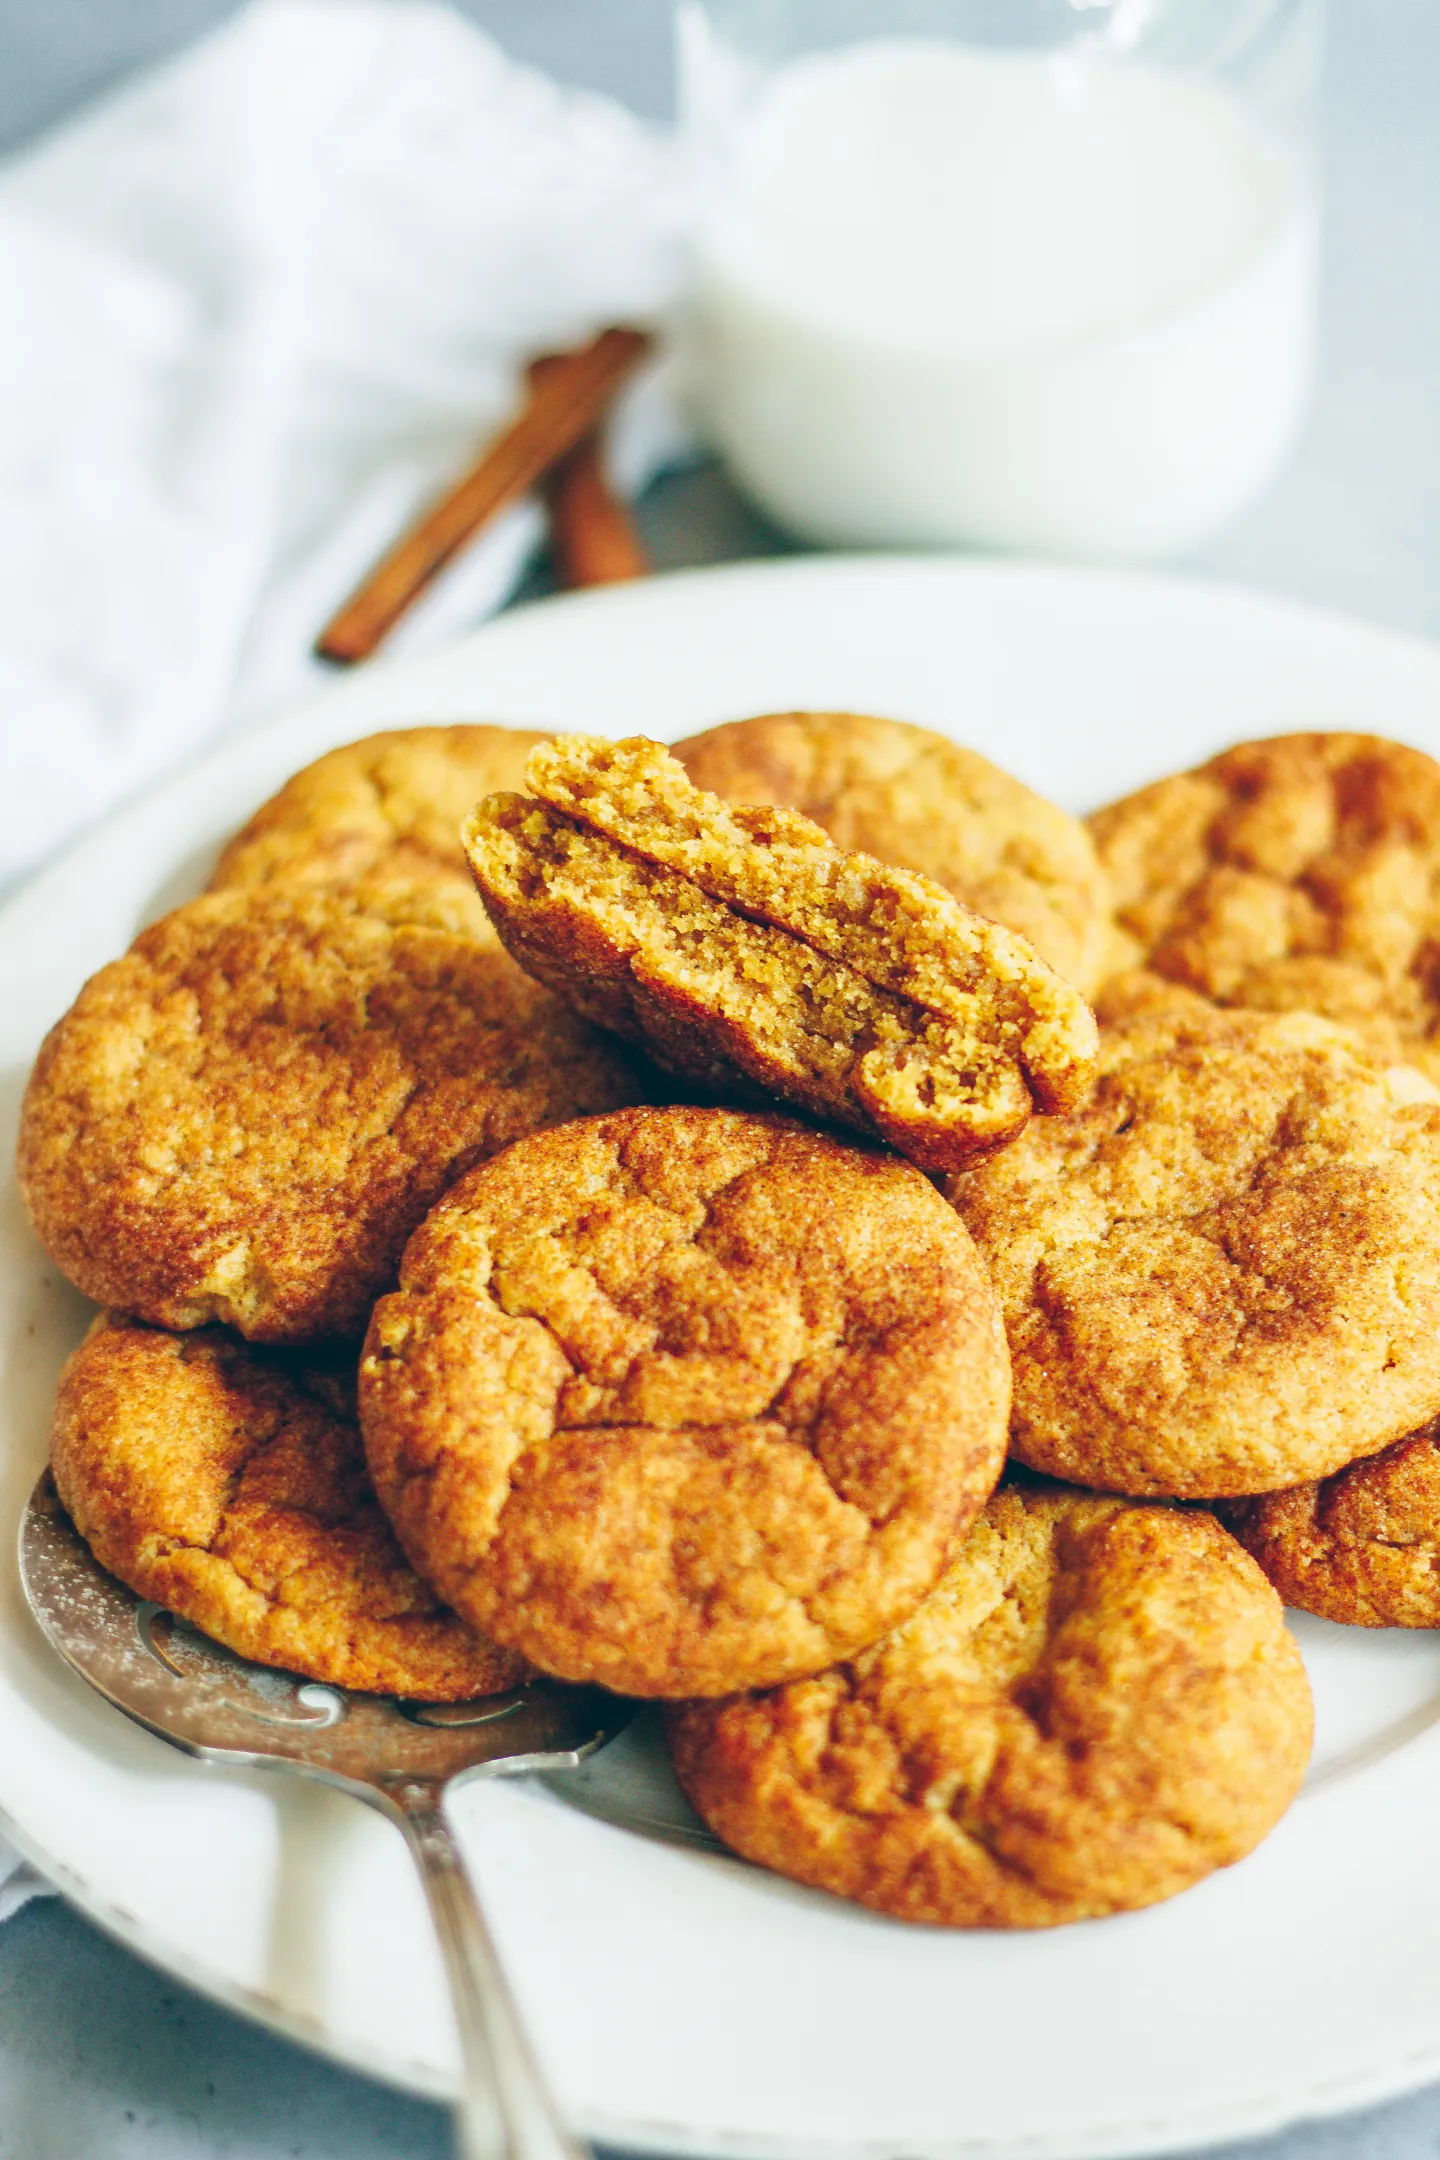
[8, 546, 1440, 946]
[7, 551, 1440, 2159]
[10, 1766, 1440, 2160]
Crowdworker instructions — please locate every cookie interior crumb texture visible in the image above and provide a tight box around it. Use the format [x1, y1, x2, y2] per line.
[667, 1478, 1312, 1928]
[360, 1107, 1011, 1698]
[1091, 732, 1440, 1082]
[675, 709, 1113, 995]
[51, 1313, 525, 1699]
[948, 1007, 1440, 1497]
[463, 735, 1098, 1172]
[17, 881, 648, 1343]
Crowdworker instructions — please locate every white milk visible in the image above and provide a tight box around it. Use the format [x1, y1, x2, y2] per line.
[685, 40, 1318, 560]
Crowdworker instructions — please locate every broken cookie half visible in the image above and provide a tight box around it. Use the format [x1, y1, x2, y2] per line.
[463, 734, 1098, 1172]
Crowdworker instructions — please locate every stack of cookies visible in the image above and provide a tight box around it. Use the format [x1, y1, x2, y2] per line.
[24, 711, 1440, 1934]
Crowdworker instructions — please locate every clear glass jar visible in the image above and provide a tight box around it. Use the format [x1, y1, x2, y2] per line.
[678, 0, 1322, 560]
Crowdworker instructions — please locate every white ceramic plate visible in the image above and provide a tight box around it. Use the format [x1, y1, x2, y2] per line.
[8, 557, 1440, 2160]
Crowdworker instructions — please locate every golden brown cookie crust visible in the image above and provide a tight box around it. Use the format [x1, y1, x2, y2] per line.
[1222, 1418, 1440, 1626]
[947, 1008, 1440, 1497]
[51, 1313, 524, 1698]
[463, 736, 1098, 1172]
[676, 710, 1113, 995]
[212, 724, 549, 941]
[667, 1478, 1312, 1928]
[1090, 733, 1440, 1080]
[18, 882, 647, 1343]
[360, 1107, 1010, 1698]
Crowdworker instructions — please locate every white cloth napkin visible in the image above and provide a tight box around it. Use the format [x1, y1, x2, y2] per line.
[0, 0, 693, 1908]
[0, 0, 691, 900]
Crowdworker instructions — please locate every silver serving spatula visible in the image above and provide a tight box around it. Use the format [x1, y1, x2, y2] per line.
[18, 1470, 634, 2160]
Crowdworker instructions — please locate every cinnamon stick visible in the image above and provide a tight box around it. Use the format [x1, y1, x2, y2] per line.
[529, 352, 650, 589]
[316, 324, 652, 665]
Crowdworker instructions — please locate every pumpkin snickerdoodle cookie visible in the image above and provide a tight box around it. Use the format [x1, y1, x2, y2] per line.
[212, 723, 548, 942]
[1222, 1418, 1440, 1627]
[18, 881, 647, 1344]
[675, 710, 1112, 994]
[1090, 732, 1440, 1081]
[359, 1106, 1010, 1699]
[52, 1313, 524, 1699]
[463, 735, 1098, 1173]
[667, 1477, 1312, 1928]
[947, 1007, 1440, 1498]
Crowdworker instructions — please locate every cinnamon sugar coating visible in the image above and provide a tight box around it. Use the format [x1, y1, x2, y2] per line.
[1222, 1417, 1440, 1626]
[360, 1107, 1010, 1699]
[947, 1008, 1440, 1497]
[667, 1477, 1311, 1928]
[1090, 732, 1440, 1081]
[52, 1313, 524, 1699]
[213, 723, 548, 942]
[18, 881, 646, 1343]
[463, 735, 1098, 1173]
[676, 710, 1112, 994]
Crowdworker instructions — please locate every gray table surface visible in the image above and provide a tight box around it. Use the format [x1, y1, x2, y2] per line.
[2, 3, 1439, 2156]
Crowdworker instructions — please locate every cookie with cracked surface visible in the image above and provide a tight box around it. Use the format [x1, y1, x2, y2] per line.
[51, 1313, 525, 1698]
[463, 735, 1098, 1173]
[1090, 732, 1440, 1082]
[675, 710, 1112, 995]
[17, 882, 647, 1344]
[1221, 1418, 1440, 1626]
[667, 1477, 1312, 1928]
[946, 1007, 1440, 1497]
[359, 1106, 1010, 1699]
[1093, 969, 1440, 1109]
[212, 724, 548, 941]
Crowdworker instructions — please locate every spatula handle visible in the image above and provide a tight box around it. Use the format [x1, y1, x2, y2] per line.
[391, 1779, 586, 2160]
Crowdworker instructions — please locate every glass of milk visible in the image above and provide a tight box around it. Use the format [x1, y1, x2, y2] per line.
[679, 0, 1321, 561]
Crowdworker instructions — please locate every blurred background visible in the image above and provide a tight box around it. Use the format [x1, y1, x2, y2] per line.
[3, 0, 1436, 638]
